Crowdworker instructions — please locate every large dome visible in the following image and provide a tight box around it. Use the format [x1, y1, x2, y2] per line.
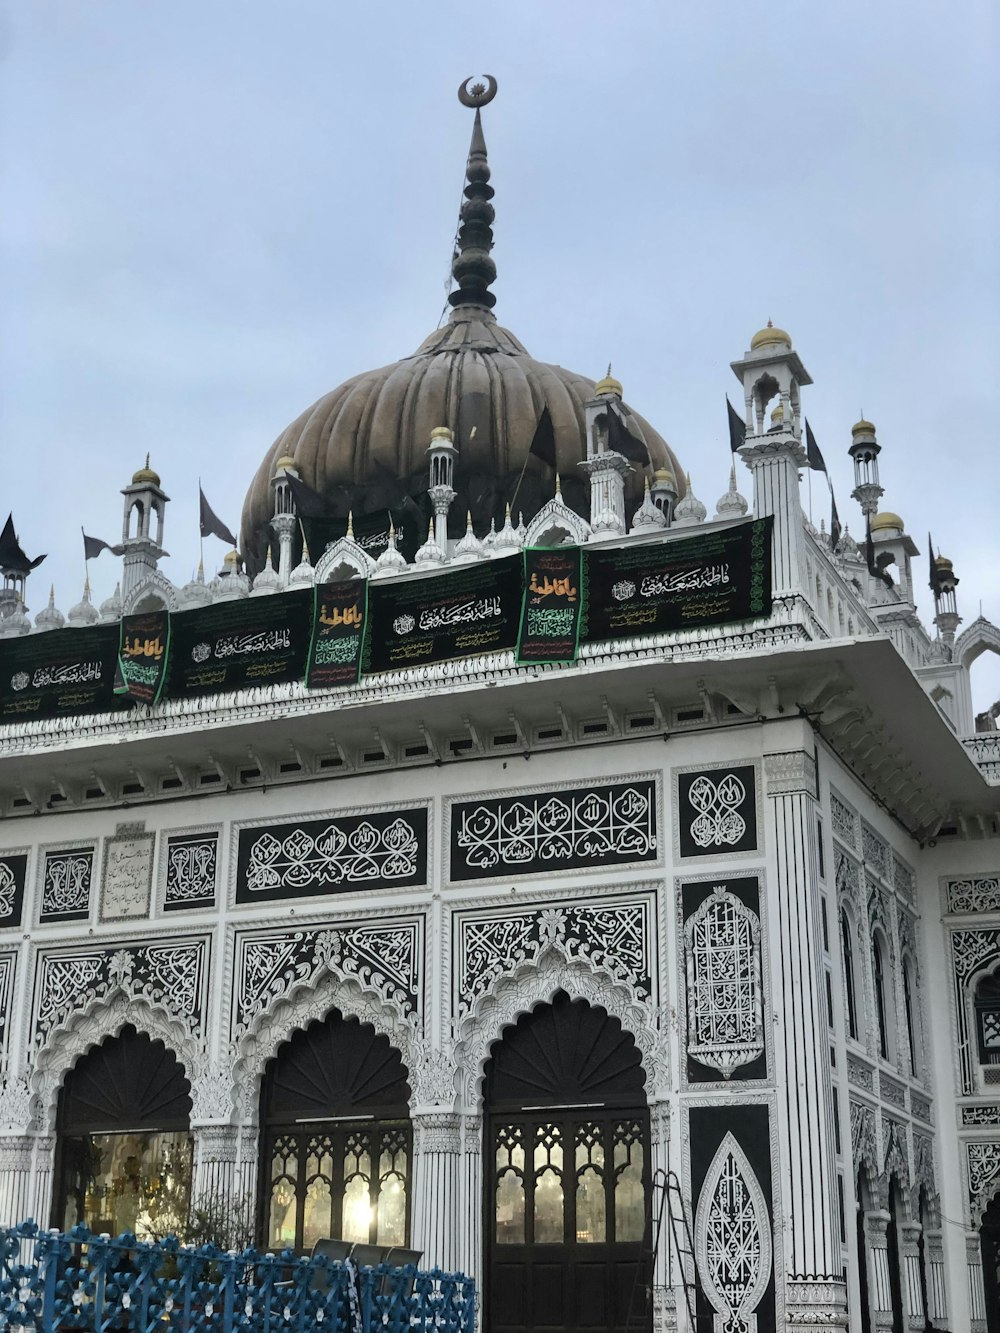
[240, 80, 685, 559]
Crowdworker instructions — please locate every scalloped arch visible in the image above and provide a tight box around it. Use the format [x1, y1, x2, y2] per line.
[31, 993, 201, 1133]
[955, 616, 1000, 671]
[454, 947, 664, 1109]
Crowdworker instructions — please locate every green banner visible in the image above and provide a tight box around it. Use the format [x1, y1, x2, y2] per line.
[168, 588, 312, 697]
[117, 609, 170, 706]
[305, 581, 368, 689]
[583, 517, 773, 641]
[517, 546, 583, 664]
[364, 555, 522, 673]
[0, 622, 123, 722]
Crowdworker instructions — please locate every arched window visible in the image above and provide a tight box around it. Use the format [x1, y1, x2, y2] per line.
[55, 1025, 192, 1236]
[259, 1010, 411, 1253]
[975, 969, 1000, 1065]
[902, 958, 919, 1076]
[873, 933, 892, 1061]
[841, 909, 858, 1041]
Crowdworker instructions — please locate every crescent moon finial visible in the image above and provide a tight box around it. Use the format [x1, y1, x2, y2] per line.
[458, 74, 498, 108]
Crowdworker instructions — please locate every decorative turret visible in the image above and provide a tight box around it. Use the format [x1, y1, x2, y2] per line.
[271, 456, 300, 584]
[672, 474, 707, 528]
[581, 373, 631, 537]
[453, 512, 487, 563]
[650, 468, 678, 524]
[731, 321, 812, 440]
[0, 597, 31, 638]
[715, 464, 749, 520]
[211, 550, 250, 601]
[120, 454, 169, 601]
[250, 547, 281, 596]
[427, 426, 459, 552]
[288, 539, 315, 588]
[415, 519, 446, 567]
[931, 548, 961, 649]
[492, 504, 523, 554]
[179, 562, 212, 610]
[630, 479, 667, 534]
[35, 586, 65, 632]
[374, 521, 408, 577]
[99, 583, 123, 623]
[849, 417, 883, 518]
[68, 579, 99, 627]
[0, 513, 45, 620]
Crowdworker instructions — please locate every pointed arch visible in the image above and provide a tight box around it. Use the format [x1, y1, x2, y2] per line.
[956, 617, 1000, 671]
[313, 537, 376, 583]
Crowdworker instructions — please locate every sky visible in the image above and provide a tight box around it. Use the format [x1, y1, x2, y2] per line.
[1, 0, 998, 706]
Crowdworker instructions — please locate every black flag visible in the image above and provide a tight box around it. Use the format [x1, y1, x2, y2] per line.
[804, 419, 826, 472]
[605, 405, 650, 466]
[528, 406, 557, 469]
[82, 531, 125, 560]
[830, 493, 842, 553]
[727, 398, 746, 453]
[0, 514, 45, 573]
[199, 487, 238, 547]
[865, 514, 893, 588]
[284, 471, 333, 519]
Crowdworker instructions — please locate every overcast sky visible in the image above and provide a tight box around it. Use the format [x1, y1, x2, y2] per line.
[1, 1, 998, 706]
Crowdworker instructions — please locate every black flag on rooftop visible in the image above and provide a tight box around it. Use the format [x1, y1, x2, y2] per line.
[804, 419, 827, 473]
[727, 398, 746, 453]
[0, 514, 45, 573]
[199, 487, 239, 548]
[528, 405, 557, 469]
[82, 530, 125, 561]
[865, 514, 893, 588]
[284, 471, 333, 519]
[605, 405, 649, 466]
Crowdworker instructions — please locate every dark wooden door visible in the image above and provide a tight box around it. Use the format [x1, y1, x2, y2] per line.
[484, 993, 651, 1333]
[983, 1195, 1000, 1333]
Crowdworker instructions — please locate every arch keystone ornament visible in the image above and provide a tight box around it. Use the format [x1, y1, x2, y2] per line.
[695, 1132, 772, 1333]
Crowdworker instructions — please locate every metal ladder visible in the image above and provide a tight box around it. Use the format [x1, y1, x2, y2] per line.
[625, 1167, 701, 1333]
[664, 1168, 700, 1332]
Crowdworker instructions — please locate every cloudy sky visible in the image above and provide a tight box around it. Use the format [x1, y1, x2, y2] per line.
[1, 1, 998, 705]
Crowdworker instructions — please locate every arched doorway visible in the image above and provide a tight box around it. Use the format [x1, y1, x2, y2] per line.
[54, 1025, 192, 1236]
[982, 1193, 1000, 1331]
[484, 992, 651, 1333]
[886, 1179, 905, 1333]
[258, 1009, 411, 1253]
[856, 1170, 873, 1333]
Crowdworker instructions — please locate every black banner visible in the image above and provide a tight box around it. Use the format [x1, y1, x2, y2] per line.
[168, 589, 312, 697]
[300, 505, 424, 566]
[583, 516, 772, 641]
[117, 609, 170, 706]
[0, 623, 122, 722]
[305, 581, 367, 689]
[517, 546, 583, 664]
[364, 555, 522, 673]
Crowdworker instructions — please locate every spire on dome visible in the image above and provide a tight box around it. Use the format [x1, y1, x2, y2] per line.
[449, 76, 499, 313]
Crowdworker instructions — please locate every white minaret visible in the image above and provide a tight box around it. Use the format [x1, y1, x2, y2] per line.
[580, 371, 630, 536]
[932, 550, 961, 650]
[848, 417, 883, 519]
[270, 456, 300, 585]
[730, 324, 812, 599]
[427, 426, 459, 553]
[120, 455, 169, 600]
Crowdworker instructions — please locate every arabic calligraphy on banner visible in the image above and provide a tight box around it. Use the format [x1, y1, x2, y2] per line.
[584, 517, 772, 641]
[517, 546, 583, 664]
[306, 582, 368, 688]
[117, 609, 170, 705]
[364, 555, 522, 672]
[0, 623, 121, 721]
[168, 588, 312, 696]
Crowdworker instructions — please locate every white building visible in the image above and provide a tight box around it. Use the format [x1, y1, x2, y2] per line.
[0, 75, 999, 1333]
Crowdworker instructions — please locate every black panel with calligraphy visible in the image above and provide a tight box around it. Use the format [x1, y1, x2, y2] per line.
[235, 808, 428, 904]
[450, 780, 657, 881]
[677, 766, 757, 857]
[164, 834, 218, 912]
[0, 854, 26, 929]
[40, 848, 93, 924]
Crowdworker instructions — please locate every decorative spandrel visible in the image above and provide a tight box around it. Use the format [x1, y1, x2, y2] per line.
[450, 779, 657, 881]
[235, 807, 427, 904]
[0, 855, 26, 929]
[164, 833, 218, 911]
[695, 1132, 772, 1333]
[677, 767, 757, 858]
[40, 847, 93, 924]
[684, 883, 764, 1079]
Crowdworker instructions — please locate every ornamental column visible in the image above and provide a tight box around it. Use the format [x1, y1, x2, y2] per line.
[899, 1220, 927, 1331]
[30, 1135, 57, 1227]
[865, 1208, 895, 1328]
[191, 1124, 240, 1208]
[763, 740, 848, 1328]
[0, 1137, 36, 1226]
[411, 1111, 462, 1271]
[648, 1101, 676, 1333]
[966, 1232, 988, 1331]
[458, 1112, 484, 1288]
[923, 1227, 948, 1326]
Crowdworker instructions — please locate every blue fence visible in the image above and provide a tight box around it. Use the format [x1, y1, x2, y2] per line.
[0, 1223, 476, 1332]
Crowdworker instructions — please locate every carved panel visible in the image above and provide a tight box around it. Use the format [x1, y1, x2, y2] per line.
[33, 938, 208, 1043]
[879, 1075, 906, 1111]
[949, 928, 1000, 1096]
[860, 821, 888, 879]
[829, 790, 858, 849]
[913, 1131, 935, 1195]
[0, 852, 27, 930]
[964, 1106, 1000, 1127]
[947, 877, 1000, 915]
[0, 952, 15, 1064]
[910, 1093, 932, 1124]
[234, 918, 421, 1036]
[683, 881, 764, 1080]
[677, 765, 757, 858]
[39, 846, 93, 924]
[100, 823, 154, 922]
[449, 779, 657, 881]
[850, 1098, 878, 1175]
[164, 832, 218, 911]
[847, 1056, 875, 1092]
[968, 1141, 1000, 1223]
[235, 806, 428, 904]
[835, 848, 861, 904]
[456, 897, 652, 1013]
[891, 855, 915, 905]
[882, 1114, 908, 1184]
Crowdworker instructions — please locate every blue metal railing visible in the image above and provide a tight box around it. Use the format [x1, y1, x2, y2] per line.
[0, 1223, 476, 1332]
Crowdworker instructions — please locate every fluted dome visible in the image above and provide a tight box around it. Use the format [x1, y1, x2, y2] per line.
[240, 80, 684, 562]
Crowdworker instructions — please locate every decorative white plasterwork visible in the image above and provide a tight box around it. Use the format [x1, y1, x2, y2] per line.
[121, 570, 178, 616]
[850, 1097, 879, 1192]
[684, 885, 764, 1078]
[967, 1140, 1000, 1226]
[694, 1131, 772, 1333]
[524, 496, 591, 548]
[453, 948, 667, 1109]
[313, 539, 375, 584]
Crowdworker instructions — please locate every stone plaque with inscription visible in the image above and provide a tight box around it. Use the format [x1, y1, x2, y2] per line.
[100, 823, 154, 922]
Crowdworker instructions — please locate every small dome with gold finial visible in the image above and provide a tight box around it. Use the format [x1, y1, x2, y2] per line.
[870, 511, 904, 534]
[750, 320, 792, 353]
[132, 453, 161, 486]
[934, 553, 954, 571]
[851, 417, 876, 437]
[594, 365, 623, 398]
[274, 455, 298, 473]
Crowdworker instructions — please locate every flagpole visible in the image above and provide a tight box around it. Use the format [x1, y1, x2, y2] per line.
[198, 477, 204, 571]
[509, 453, 532, 514]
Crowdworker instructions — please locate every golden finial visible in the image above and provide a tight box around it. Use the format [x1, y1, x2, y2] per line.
[347, 510, 354, 538]
[505, 502, 512, 520]
[83, 576, 91, 598]
[466, 510, 473, 530]
[388, 516, 396, 538]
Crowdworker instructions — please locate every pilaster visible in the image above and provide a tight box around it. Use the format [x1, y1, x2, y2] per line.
[924, 1227, 948, 1327]
[0, 1135, 36, 1227]
[411, 1111, 462, 1271]
[30, 1134, 56, 1228]
[648, 1100, 675, 1331]
[763, 742, 847, 1327]
[740, 433, 808, 600]
[864, 1209, 893, 1329]
[271, 513, 297, 586]
[899, 1220, 926, 1330]
[459, 1112, 483, 1287]
[967, 1231, 988, 1332]
[191, 1123, 240, 1205]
